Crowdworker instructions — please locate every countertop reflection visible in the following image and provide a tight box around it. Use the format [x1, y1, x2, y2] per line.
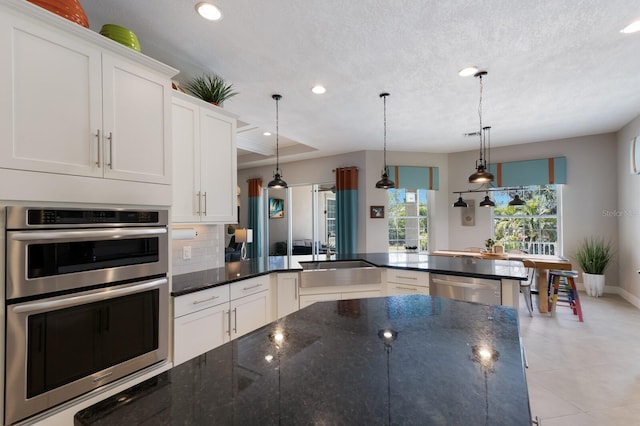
[75, 295, 531, 425]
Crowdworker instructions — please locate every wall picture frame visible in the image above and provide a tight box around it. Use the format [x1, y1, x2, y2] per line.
[269, 198, 284, 218]
[370, 205, 384, 218]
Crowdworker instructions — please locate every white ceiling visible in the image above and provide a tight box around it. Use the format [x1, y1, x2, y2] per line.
[81, 0, 640, 169]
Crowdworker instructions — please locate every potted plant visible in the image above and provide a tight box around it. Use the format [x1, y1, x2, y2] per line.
[184, 73, 238, 106]
[484, 238, 495, 253]
[574, 237, 613, 297]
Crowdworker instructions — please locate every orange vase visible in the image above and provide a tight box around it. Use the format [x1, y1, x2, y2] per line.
[27, 0, 89, 28]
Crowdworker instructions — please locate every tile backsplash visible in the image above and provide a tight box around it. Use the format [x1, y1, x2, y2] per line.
[171, 224, 224, 276]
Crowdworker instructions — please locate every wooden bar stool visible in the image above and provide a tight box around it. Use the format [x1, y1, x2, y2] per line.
[548, 270, 583, 322]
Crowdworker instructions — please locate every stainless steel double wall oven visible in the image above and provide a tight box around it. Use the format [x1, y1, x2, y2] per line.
[4, 206, 169, 425]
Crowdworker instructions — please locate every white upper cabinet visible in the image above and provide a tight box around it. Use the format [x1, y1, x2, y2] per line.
[172, 92, 237, 223]
[0, 2, 176, 186]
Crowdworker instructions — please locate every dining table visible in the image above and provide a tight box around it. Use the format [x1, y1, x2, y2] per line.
[430, 250, 573, 313]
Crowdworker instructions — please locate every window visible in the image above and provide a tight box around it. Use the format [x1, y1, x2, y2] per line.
[388, 189, 428, 252]
[492, 184, 560, 255]
[325, 198, 336, 249]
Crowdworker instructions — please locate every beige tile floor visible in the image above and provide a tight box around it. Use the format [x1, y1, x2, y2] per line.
[518, 290, 640, 425]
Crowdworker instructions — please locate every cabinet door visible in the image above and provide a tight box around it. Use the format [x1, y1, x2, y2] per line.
[231, 290, 271, 340]
[276, 273, 299, 319]
[0, 12, 102, 177]
[173, 302, 229, 366]
[102, 53, 171, 184]
[171, 97, 201, 222]
[199, 106, 237, 223]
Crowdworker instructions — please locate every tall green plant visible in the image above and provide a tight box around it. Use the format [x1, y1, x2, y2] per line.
[185, 73, 238, 105]
[575, 237, 613, 274]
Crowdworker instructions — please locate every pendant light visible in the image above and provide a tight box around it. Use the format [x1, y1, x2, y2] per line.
[375, 92, 395, 189]
[453, 193, 468, 208]
[479, 191, 496, 207]
[468, 71, 495, 184]
[267, 94, 288, 189]
[508, 193, 526, 206]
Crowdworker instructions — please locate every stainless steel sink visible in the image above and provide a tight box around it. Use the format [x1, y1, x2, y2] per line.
[298, 260, 382, 288]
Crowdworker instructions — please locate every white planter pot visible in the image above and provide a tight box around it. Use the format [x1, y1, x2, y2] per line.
[583, 272, 605, 297]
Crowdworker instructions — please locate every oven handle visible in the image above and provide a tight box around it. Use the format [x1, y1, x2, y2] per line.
[10, 227, 167, 241]
[12, 278, 168, 314]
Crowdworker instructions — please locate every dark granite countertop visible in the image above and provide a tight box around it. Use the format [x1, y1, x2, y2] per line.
[172, 253, 527, 297]
[75, 295, 531, 425]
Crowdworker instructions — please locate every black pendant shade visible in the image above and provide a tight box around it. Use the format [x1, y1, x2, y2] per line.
[479, 193, 496, 207]
[268, 94, 287, 189]
[267, 173, 287, 189]
[453, 195, 468, 208]
[469, 165, 495, 184]
[508, 194, 526, 206]
[376, 170, 395, 189]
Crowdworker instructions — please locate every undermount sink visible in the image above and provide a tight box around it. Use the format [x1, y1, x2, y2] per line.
[298, 260, 382, 288]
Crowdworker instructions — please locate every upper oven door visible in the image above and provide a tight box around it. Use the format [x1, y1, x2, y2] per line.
[6, 227, 168, 300]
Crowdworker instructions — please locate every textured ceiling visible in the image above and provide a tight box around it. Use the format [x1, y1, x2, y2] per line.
[80, 0, 640, 168]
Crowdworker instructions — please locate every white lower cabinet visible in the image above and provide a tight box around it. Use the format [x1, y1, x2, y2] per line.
[385, 269, 430, 296]
[173, 284, 230, 366]
[276, 273, 300, 318]
[173, 276, 272, 366]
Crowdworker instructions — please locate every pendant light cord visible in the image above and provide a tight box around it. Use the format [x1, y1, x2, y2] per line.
[383, 94, 388, 169]
[478, 74, 484, 165]
[275, 95, 280, 174]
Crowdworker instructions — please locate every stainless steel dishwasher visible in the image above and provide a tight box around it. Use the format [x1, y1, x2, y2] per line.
[430, 274, 501, 305]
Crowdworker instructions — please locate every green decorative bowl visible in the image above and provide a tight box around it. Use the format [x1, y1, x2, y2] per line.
[99, 24, 141, 52]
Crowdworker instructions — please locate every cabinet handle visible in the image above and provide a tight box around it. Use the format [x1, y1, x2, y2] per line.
[294, 279, 298, 300]
[192, 295, 219, 305]
[243, 283, 262, 291]
[396, 285, 418, 292]
[232, 308, 237, 333]
[196, 191, 202, 215]
[395, 275, 417, 280]
[95, 129, 101, 167]
[106, 132, 113, 169]
[202, 192, 207, 215]
[226, 310, 231, 336]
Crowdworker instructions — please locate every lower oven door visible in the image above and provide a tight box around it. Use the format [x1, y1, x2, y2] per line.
[430, 274, 501, 305]
[5, 277, 168, 425]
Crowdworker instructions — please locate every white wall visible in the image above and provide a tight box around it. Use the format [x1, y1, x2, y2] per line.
[616, 114, 640, 304]
[238, 150, 450, 254]
[448, 133, 619, 287]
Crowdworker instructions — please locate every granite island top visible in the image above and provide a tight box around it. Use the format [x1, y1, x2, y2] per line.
[172, 253, 527, 297]
[75, 295, 531, 425]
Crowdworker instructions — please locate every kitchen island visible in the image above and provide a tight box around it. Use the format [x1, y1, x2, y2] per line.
[75, 295, 531, 425]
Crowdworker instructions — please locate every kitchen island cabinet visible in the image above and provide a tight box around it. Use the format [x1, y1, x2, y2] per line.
[76, 295, 532, 425]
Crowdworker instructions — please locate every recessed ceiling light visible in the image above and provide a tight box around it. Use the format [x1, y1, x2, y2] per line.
[263, 132, 271, 136]
[458, 66, 479, 77]
[196, 2, 223, 21]
[311, 85, 326, 94]
[621, 20, 640, 34]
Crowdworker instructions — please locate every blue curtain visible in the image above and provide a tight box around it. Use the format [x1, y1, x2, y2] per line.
[488, 157, 567, 186]
[335, 167, 358, 254]
[247, 178, 262, 258]
[388, 166, 439, 190]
